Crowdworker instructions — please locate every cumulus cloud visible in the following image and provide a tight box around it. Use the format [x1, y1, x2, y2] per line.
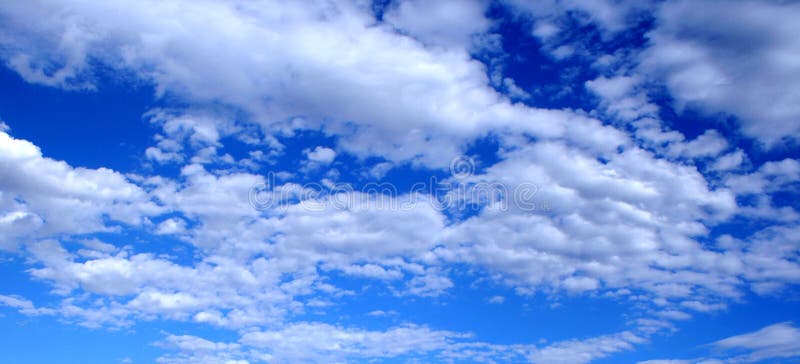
[640, 0, 800, 146]
[518, 0, 800, 147]
[0, 131, 161, 249]
[0, 0, 492, 167]
[438, 139, 741, 302]
[0, 0, 630, 169]
[0, 1, 798, 363]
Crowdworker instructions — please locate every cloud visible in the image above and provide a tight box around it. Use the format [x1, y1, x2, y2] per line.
[2, 122, 792, 345]
[240, 322, 466, 363]
[304, 146, 336, 165]
[0, 0, 492, 167]
[0, 131, 161, 249]
[384, 0, 491, 49]
[710, 150, 746, 172]
[0, 294, 55, 316]
[487, 295, 505, 304]
[528, 331, 644, 364]
[366, 309, 397, 317]
[506, 0, 652, 62]
[713, 322, 800, 363]
[507, 0, 648, 38]
[437, 139, 740, 303]
[667, 130, 729, 159]
[517, 0, 800, 147]
[640, 0, 800, 146]
[0, 0, 629, 169]
[585, 75, 655, 121]
[156, 334, 247, 364]
[153, 323, 650, 364]
[640, 322, 800, 363]
[155, 217, 187, 235]
[0, 2, 798, 363]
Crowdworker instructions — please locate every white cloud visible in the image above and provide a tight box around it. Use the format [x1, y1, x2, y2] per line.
[713, 322, 800, 363]
[366, 309, 397, 317]
[528, 331, 644, 364]
[23, 239, 298, 328]
[0, 2, 798, 363]
[365, 161, 393, 180]
[437, 139, 740, 303]
[154, 323, 653, 364]
[0, 0, 627, 169]
[640, 0, 800, 145]
[0, 131, 161, 249]
[508, 0, 648, 38]
[518, 0, 800, 146]
[0, 294, 55, 316]
[384, 0, 491, 49]
[304, 146, 336, 165]
[711, 150, 746, 172]
[146, 146, 184, 164]
[586, 75, 659, 122]
[240, 322, 465, 362]
[488, 295, 505, 304]
[640, 322, 800, 363]
[155, 217, 187, 235]
[507, 0, 651, 62]
[156, 334, 247, 364]
[668, 130, 729, 159]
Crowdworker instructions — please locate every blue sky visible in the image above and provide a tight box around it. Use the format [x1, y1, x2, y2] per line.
[0, 1, 799, 363]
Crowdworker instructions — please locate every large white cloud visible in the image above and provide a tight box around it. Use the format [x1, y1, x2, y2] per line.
[511, 0, 800, 146]
[0, 131, 161, 249]
[383, 0, 491, 50]
[0, 1, 799, 363]
[0, 0, 487, 167]
[640, 0, 800, 146]
[0, 0, 626, 169]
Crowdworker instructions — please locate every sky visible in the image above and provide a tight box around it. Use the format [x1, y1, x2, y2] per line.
[0, 1, 799, 363]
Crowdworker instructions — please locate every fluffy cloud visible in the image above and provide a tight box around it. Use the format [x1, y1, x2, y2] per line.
[304, 146, 336, 165]
[0, 1, 799, 363]
[517, 0, 800, 146]
[0, 0, 632, 169]
[0, 0, 493, 167]
[640, 0, 800, 145]
[436, 139, 740, 302]
[384, 0, 491, 49]
[24, 238, 296, 328]
[0, 131, 160, 249]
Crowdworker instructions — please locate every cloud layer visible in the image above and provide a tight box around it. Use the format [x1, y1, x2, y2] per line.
[0, 1, 798, 363]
